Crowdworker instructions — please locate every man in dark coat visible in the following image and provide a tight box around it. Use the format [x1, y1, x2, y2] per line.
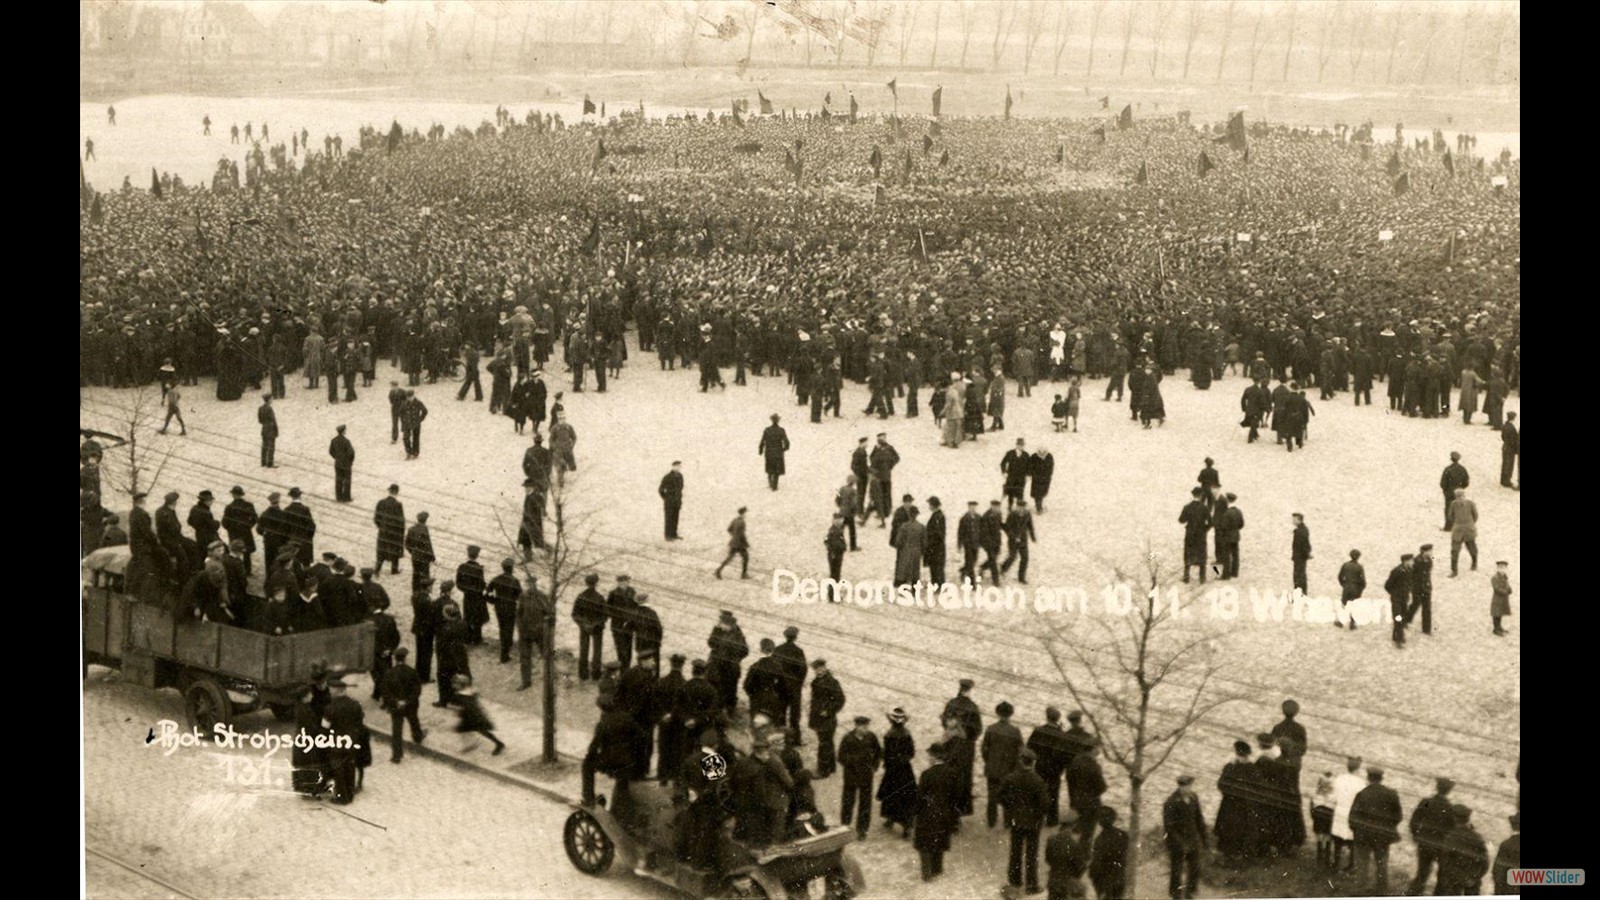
[258, 394, 279, 467]
[1213, 495, 1243, 579]
[456, 545, 488, 645]
[655, 654, 689, 783]
[432, 596, 470, 707]
[979, 500, 1005, 586]
[758, 413, 790, 491]
[914, 742, 961, 881]
[659, 461, 684, 540]
[373, 484, 405, 575]
[1001, 439, 1031, 510]
[838, 715, 883, 838]
[410, 578, 439, 683]
[1385, 554, 1414, 646]
[387, 381, 407, 443]
[606, 575, 638, 669]
[1436, 804, 1490, 895]
[1291, 513, 1312, 595]
[706, 610, 749, 712]
[1090, 806, 1130, 899]
[221, 486, 258, 573]
[188, 491, 220, 553]
[868, 433, 901, 523]
[1045, 809, 1091, 900]
[1163, 775, 1207, 900]
[983, 701, 1025, 828]
[957, 501, 982, 586]
[400, 390, 428, 460]
[328, 425, 355, 502]
[1406, 777, 1458, 895]
[321, 678, 366, 804]
[1348, 766, 1403, 895]
[361, 568, 397, 698]
[1179, 488, 1211, 584]
[1027, 707, 1071, 827]
[808, 659, 845, 777]
[404, 512, 435, 589]
[1337, 549, 1366, 629]
[1500, 414, 1519, 488]
[772, 626, 808, 737]
[743, 639, 787, 725]
[378, 647, 424, 763]
[1000, 749, 1050, 895]
[514, 573, 549, 689]
[255, 492, 293, 587]
[1405, 544, 1436, 634]
[922, 497, 948, 588]
[284, 487, 316, 567]
[1029, 449, 1055, 513]
[572, 573, 607, 681]
[1440, 452, 1470, 530]
[1066, 737, 1107, 832]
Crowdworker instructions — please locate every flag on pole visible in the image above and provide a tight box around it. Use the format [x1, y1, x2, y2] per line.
[849, 94, 858, 124]
[1215, 111, 1247, 151]
[592, 138, 608, 173]
[887, 78, 898, 99]
[1135, 161, 1148, 184]
[870, 146, 883, 178]
[601, 102, 606, 118]
[1054, 146, 1064, 164]
[1198, 151, 1215, 177]
[1393, 172, 1411, 196]
[903, 150, 913, 178]
[1004, 85, 1013, 120]
[151, 167, 163, 198]
[932, 85, 942, 117]
[922, 134, 933, 155]
[825, 91, 832, 107]
[583, 95, 596, 115]
[938, 149, 949, 167]
[1100, 95, 1110, 109]
[1118, 104, 1133, 130]
[758, 90, 773, 115]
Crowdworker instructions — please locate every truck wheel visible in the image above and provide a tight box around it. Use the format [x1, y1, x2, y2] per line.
[563, 809, 614, 875]
[268, 703, 296, 722]
[184, 679, 230, 736]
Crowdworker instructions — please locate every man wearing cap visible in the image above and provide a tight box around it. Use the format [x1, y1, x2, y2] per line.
[758, 414, 790, 492]
[187, 491, 220, 555]
[1290, 513, 1312, 596]
[221, 487, 258, 574]
[410, 577, 440, 684]
[983, 702, 1024, 830]
[743, 638, 787, 726]
[773, 626, 808, 737]
[1385, 554, 1414, 646]
[808, 660, 845, 777]
[1439, 452, 1470, 530]
[1405, 545, 1436, 633]
[328, 425, 355, 503]
[1491, 813, 1520, 895]
[433, 592, 470, 707]
[1027, 708, 1072, 828]
[606, 575, 639, 670]
[1500, 412, 1519, 489]
[1337, 550, 1366, 630]
[256, 492, 291, 584]
[915, 741, 961, 880]
[373, 485, 405, 576]
[405, 512, 435, 589]
[456, 546, 488, 645]
[655, 654, 689, 781]
[155, 492, 190, 585]
[659, 461, 684, 540]
[1406, 777, 1458, 894]
[1179, 489, 1210, 585]
[519, 476, 547, 556]
[998, 746, 1049, 890]
[1045, 808, 1090, 899]
[400, 389, 428, 460]
[868, 434, 901, 525]
[1002, 439, 1032, 511]
[322, 675, 366, 804]
[1065, 736, 1107, 837]
[513, 571, 551, 688]
[1000, 500, 1037, 585]
[284, 488, 316, 567]
[258, 394, 278, 467]
[379, 646, 425, 762]
[838, 715, 883, 840]
[387, 381, 406, 443]
[979, 500, 1005, 586]
[850, 438, 871, 520]
[1162, 774, 1207, 899]
[1089, 806, 1129, 899]
[572, 573, 607, 681]
[715, 507, 750, 580]
[363, 568, 398, 690]
[1349, 766, 1403, 893]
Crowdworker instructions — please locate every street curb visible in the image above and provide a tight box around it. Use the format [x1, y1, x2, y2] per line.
[365, 728, 581, 807]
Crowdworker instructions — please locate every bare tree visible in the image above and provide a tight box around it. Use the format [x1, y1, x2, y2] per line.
[928, 0, 941, 67]
[514, 3, 533, 69]
[1052, 0, 1073, 76]
[1346, 0, 1374, 81]
[681, 0, 711, 66]
[1022, 0, 1047, 75]
[1215, 0, 1238, 81]
[1280, 2, 1298, 81]
[957, 0, 978, 68]
[896, 0, 918, 67]
[1245, 0, 1269, 88]
[1415, 7, 1444, 83]
[1038, 550, 1238, 900]
[738, 0, 766, 67]
[1315, 1, 1341, 83]
[1146, 1, 1172, 78]
[861, 0, 891, 68]
[989, 0, 1018, 70]
[1180, 0, 1203, 80]
[1487, 0, 1514, 85]
[1085, 0, 1108, 76]
[103, 388, 174, 502]
[827, 0, 852, 67]
[496, 454, 614, 764]
[1384, 2, 1406, 84]
[1118, 0, 1137, 77]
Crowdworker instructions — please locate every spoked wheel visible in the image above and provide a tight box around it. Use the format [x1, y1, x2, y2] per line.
[563, 809, 615, 875]
[184, 679, 230, 736]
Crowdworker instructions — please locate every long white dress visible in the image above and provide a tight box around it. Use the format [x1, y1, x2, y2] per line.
[1330, 770, 1366, 841]
[1049, 329, 1068, 367]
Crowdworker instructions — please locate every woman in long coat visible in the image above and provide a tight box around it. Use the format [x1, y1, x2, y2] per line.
[913, 743, 961, 879]
[1458, 365, 1483, 423]
[1141, 367, 1166, 428]
[1215, 741, 1260, 864]
[878, 711, 917, 834]
[215, 334, 244, 401]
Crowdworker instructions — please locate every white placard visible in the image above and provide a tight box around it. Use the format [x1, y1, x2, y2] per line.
[1491, 175, 1508, 187]
[1378, 230, 1394, 242]
[1236, 232, 1252, 242]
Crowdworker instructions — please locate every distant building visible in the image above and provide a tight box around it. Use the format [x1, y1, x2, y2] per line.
[183, 3, 267, 60]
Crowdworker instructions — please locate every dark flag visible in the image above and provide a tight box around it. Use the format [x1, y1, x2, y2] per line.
[1118, 104, 1133, 130]
[922, 134, 933, 155]
[90, 193, 104, 224]
[151, 167, 163, 198]
[825, 91, 833, 107]
[939, 149, 949, 167]
[1243, 147, 1251, 165]
[1093, 125, 1106, 143]
[1004, 86, 1013, 120]
[849, 94, 858, 124]
[601, 102, 606, 118]
[580, 217, 600, 256]
[592, 138, 609, 173]
[870, 145, 883, 178]
[903, 150, 913, 178]
[1393, 172, 1411, 196]
[387, 119, 403, 153]
[1135, 161, 1148, 184]
[759, 91, 774, 115]
[932, 85, 943, 117]
[1215, 111, 1247, 151]
[887, 78, 898, 99]
[1198, 151, 1215, 178]
[1100, 95, 1110, 109]
[583, 95, 596, 115]
[1054, 146, 1064, 164]
[1386, 150, 1402, 178]
[1443, 149, 1455, 176]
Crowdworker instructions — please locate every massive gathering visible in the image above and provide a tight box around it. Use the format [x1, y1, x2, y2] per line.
[81, 5, 1520, 898]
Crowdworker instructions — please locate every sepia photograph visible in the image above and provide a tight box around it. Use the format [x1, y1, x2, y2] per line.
[79, 1, 1520, 897]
